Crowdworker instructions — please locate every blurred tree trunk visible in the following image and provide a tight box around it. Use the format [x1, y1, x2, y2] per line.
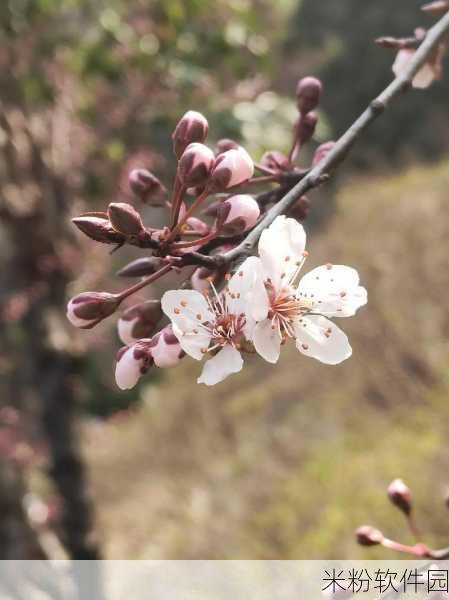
[0, 106, 100, 559]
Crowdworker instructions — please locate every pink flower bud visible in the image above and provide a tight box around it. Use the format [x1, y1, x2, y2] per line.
[117, 257, 165, 278]
[210, 146, 254, 189]
[128, 168, 166, 205]
[260, 150, 290, 172]
[215, 138, 240, 154]
[72, 214, 126, 245]
[149, 325, 183, 368]
[115, 340, 154, 390]
[178, 143, 215, 187]
[118, 300, 163, 345]
[172, 110, 209, 158]
[108, 203, 144, 236]
[216, 194, 260, 236]
[355, 525, 384, 547]
[67, 292, 119, 329]
[296, 76, 323, 114]
[387, 479, 412, 515]
[312, 141, 336, 166]
[295, 112, 318, 146]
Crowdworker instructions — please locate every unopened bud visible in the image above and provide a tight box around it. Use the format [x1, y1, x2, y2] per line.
[388, 479, 412, 515]
[67, 292, 119, 329]
[172, 110, 209, 159]
[312, 141, 336, 167]
[148, 325, 183, 368]
[178, 143, 215, 187]
[108, 203, 144, 236]
[115, 340, 154, 390]
[215, 138, 240, 154]
[355, 525, 384, 547]
[211, 146, 254, 189]
[422, 0, 449, 14]
[128, 169, 166, 205]
[288, 196, 311, 221]
[216, 194, 260, 236]
[296, 76, 323, 114]
[118, 300, 163, 345]
[117, 257, 164, 278]
[72, 214, 126, 245]
[295, 112, 318, 146]
[260, 150, 290, 172]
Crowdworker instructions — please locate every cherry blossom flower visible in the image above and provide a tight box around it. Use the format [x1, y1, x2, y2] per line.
[161, 258, 264, 386]
[247, 216, 367, 365]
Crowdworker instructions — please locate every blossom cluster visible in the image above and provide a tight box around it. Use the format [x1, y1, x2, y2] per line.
[65, 73, 370, 390]
[65, 4, 448, 391]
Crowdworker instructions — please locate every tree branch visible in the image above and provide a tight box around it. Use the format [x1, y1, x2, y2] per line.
[217, 10, 449, 265]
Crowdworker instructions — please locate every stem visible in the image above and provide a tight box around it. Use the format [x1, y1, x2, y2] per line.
[220, 10, 449, 266]
[117, 264, 173, 301]
[169, 176, 185, 229]
[254, 163, 276, 175]
[166, 188, 210, 242]
[171, 230, 218, 250]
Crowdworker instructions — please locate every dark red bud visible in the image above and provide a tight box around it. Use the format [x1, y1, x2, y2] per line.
[172, 111, 209, 159]
[108, 203, 144, 236]
[178, 143, 215, 187]
[355, 526, 384, 547]
[128, 169, 166, 205]
[296, 76, 323, 114]
[72, 214, 126, 245]
[117, 257, 165, 278]
[67, 292, 119, 328]
[387, 479, 412, 515]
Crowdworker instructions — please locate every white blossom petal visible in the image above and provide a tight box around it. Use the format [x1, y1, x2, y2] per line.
[197, 344, 243, 386]
[162, 289, 214, 330]
[297, 264, 367, 317]
[226, 256, 269, 321]
[258, 216, 307, 290]
[294, 314, 352, 365]
[172, 323, 211, 361]
[253, 319, 282, 364]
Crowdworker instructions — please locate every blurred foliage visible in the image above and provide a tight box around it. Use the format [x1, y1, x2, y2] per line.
[84, 160, 449, 558]
[284, 0, 449, 167]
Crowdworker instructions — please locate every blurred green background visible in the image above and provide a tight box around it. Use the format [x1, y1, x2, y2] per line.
[0, 0, 448, 559]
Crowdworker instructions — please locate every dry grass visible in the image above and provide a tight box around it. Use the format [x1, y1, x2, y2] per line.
[83, 160, 449, 558]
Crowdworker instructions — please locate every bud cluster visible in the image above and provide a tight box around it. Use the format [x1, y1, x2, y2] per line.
[68, 75, 339, 391]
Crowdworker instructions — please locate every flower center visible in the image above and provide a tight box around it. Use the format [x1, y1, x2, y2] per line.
[266, 282, 312, 339]
[210, 313, 246, 347]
